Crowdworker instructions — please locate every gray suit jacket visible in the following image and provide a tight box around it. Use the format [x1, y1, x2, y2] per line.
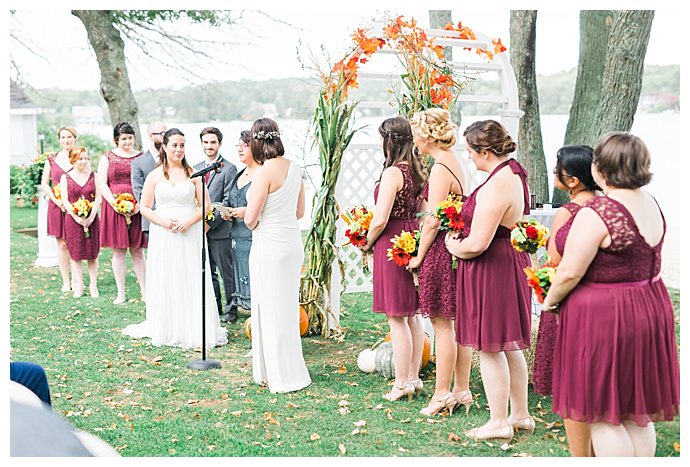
[194, 156, 237, 239]
[130, 150, 158, 232]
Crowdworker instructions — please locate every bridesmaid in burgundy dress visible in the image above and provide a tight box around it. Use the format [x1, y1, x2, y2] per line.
[97, 122, 147, 305]
[408, 108, 473, 417]
[361, 116, 425, 402]
[59, 147, 101, 298]
[445, 120, 533, 442]
[532, 146, 598, 392]
[543, 132, 679, 457]
[40, 126, 77, 292]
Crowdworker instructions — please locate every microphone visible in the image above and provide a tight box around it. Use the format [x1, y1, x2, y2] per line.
[190, 161, 221, 179]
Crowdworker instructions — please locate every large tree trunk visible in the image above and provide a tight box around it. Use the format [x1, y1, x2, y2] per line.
[588, 10, 654, 141]
[72, 10, 141, 149]
[555, 10, 613, 203]
[510, 11, 548, 204]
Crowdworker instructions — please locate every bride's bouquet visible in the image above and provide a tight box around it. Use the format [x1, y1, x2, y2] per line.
[387, 229, 421, 285]
[113, 193, 136, 228]
[52, 185, 61, 203]
[341, 205, 374, 273]
[72, 196, 93, 238]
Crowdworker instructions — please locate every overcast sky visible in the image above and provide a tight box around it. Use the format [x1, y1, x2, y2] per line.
[8, 4, 682, 92]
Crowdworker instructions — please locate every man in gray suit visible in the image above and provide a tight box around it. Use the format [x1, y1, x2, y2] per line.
[196, 127, 238, 323]
[131, 121, 166, 236]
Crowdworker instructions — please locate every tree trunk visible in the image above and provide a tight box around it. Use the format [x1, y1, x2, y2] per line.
[510, 11, 548, 204]
[556, 10, 613, 203]
[72, 10, 141, 149]
[588, 10, 654, 141]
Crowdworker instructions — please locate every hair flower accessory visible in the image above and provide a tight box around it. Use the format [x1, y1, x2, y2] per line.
[252, 130, 281, 140]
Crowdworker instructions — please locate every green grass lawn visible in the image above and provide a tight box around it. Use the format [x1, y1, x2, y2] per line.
[9, 204, 681, 457]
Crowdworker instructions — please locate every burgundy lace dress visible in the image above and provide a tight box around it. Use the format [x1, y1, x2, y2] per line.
[64, 173, 100, 261]
[551, 196, 680, 426]
[46, 153, 71, 239]
[99, 151, 148, 249]
[418, 164, 464, 320]
[372, 163, 421, 317]
[454, 159, 532, 351]
[532, 202, 580, 396]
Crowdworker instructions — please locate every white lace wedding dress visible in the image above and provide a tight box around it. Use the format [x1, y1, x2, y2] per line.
[249, 161, 311, 393]
[122, 179, 228, 349]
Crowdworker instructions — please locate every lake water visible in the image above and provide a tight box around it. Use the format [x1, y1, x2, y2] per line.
[95, 113, 680, 228]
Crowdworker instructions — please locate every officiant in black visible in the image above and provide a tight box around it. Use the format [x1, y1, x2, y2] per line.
[195, 127, 238, 323]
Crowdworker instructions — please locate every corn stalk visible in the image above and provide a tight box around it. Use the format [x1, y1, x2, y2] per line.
[300, 86, 361, 337]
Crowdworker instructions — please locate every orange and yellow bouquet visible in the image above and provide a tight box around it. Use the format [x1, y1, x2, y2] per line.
[523, 262, 557, 305]
[510, 219, 550, 254]
[113, 193, 136, 227]
[429, 193, 464, 268]
[72, 196, 93, 238]
[52, 185, 61, 202]
[387, 229, 421, 285]
[341, 205, 374, 272]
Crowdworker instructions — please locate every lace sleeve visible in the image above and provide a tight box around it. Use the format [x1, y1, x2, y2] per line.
[585, 197, 636, 252]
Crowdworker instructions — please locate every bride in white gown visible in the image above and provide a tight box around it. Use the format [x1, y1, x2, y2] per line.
[243, 118, 311, 393]
[122, 128, 228, 349]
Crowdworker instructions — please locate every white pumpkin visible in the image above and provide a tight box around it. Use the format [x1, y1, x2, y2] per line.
[357, 349, 377, 373]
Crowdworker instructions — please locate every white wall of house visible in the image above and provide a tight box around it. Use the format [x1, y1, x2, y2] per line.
[10, 109, 38, 166]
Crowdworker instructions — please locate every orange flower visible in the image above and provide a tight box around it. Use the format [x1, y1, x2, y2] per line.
[493, 38, 507, 54]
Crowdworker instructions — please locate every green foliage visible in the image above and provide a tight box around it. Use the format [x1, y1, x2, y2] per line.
[109, 10, 239, 27]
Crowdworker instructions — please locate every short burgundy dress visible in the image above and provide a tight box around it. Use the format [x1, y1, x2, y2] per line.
[551, 196, 680, 426]
[46, 153, 71, 239]
[531, 202, 580, 396]
[372, 163, 421, 317]
[454, 159, 532, 352]
[99, 151, 148, 249]
[64, 172, 100, 261]
[417, 163, 464, 320]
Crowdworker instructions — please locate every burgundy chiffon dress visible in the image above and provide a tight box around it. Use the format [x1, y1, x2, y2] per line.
[64, 172, 100, 261]
[418, 163, 465, 320]
[531, 202, 580, 396]
[99, 151, 148, 249]
[551, 196, 680, 426]
[454, 159, 532, 352]
[372, 163, 421, 317]
[46, 153, 71, 239]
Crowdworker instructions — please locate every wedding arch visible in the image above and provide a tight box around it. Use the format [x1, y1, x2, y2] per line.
[300, 17, 523, 336]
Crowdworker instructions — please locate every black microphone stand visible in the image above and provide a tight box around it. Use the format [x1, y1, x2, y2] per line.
[188, 161, 222, 371]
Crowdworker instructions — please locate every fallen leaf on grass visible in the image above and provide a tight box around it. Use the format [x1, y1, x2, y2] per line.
[344, 381, 359, 387]
[398, 446, 409, 452]
[286, 402, 299, 409]
[187, 400, 200, 406]
[674, 442, 680, 452]
[263, 412, 280, 425]
[500, 443, 512, 450]
[338, 443, 346, 455]
[338, 407, 350, 415]
[122, 388, 133, 395]
[353, 420, 366, 428]
[309, 433, 321, 441]
[426, 418, 443, 424]
[231, 410, 242, 417]
[333, 366, 347, 374]
[448, 432, 461, 442]
[338, 400, 349, 406]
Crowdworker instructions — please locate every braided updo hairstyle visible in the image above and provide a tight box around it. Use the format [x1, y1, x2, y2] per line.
[410, 108, 457, 150]
[463, 120, 516, 157]
[379, 116, 427, 197]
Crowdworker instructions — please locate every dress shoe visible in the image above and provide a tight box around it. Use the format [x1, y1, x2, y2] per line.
[508, 416, 535, 434]
[221, 312, 238, 323]
[466, 422, 514, 441]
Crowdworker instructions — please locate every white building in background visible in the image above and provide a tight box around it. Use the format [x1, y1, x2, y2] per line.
[10, 80, 39, 166]
[72, 105, 107, 135]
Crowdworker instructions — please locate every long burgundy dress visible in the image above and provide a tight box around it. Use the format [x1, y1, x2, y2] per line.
[99, 151, 147, 249]
[531, 202, 580, 396]
[46, 153, 71, 239]
[418, 163, 464, 320]
[454, 159, 532, 352]
[372, 163, 421, 317]
[64, 172, 100, 261]
[551, 196, 680, 426]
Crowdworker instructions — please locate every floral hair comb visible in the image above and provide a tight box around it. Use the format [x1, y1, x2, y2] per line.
[252, 130, 281, 140]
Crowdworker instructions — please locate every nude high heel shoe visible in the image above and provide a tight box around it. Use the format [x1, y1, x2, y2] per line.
[508, 416, 535, 435]
[410, 378, 423, 396]
[383, 382, 415, 402]
[467, 423, 514, 441]
[452, 389, 473, 415]
[420, 392, 457, 416]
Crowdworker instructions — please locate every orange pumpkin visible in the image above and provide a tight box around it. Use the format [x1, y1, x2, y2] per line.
[299, 305, 309, 336]
[384, 331, 431, 369]
[244, 317, 252, 340]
